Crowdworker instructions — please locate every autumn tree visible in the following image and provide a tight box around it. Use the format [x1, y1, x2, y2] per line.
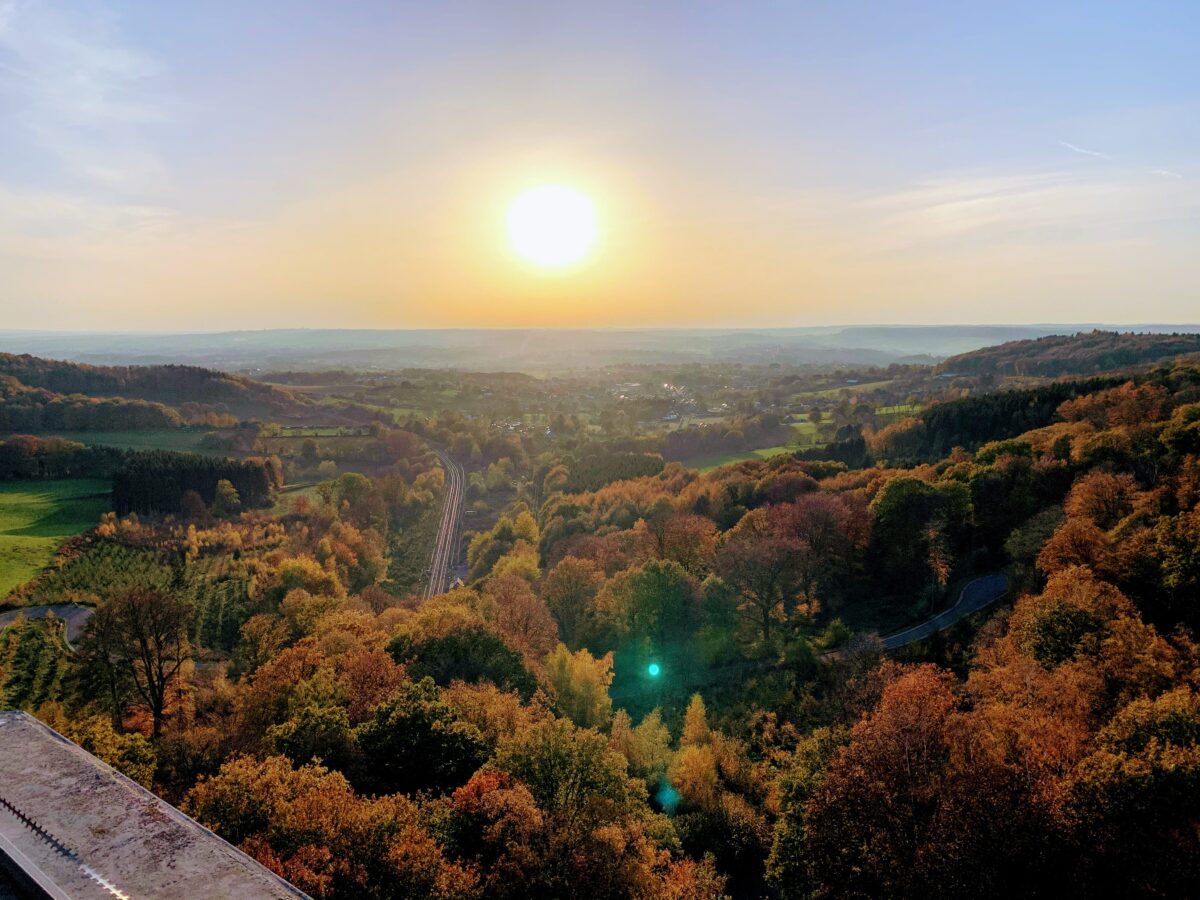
[1154, 507, 1200, 629]
[715, 508, 801, 645]
[1064, 471, 1138, 529]
[609, 708, 672, 781]
[494, 717, 633, 829]
[387, 604, 537, 699]
[545, 644, 613, 728]
[354, 677, 488, 796]
[637, 503, 719, 577]
[775, 493, 861, 605]
[484, 573, 558, 657]
[1036, 517, 1113, 578]
[601, 559, 698, 659]
[1067, 687, 1200, 895]
[805, 663, 1066, 899]
[766, 727, 847, 899]
[806, 667, 953, 896]
[184, 755, 477, 898]
[868, 476, 971, 592]
[444, 770, 546, 898]
[680, 694, 711, 747]
[82, 587, 192, 737]
[540, 556, 604, 648]
[211, 478, 242, 517]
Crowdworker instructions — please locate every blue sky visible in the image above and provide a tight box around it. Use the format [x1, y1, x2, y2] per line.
[1, 1, 1197, 329]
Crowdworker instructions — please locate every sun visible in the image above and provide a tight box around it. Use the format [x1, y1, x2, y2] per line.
[506, 184, 597, 269]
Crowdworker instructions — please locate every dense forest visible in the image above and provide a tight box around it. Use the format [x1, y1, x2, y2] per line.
[1, 344, 1199, 898]
[0, 434, 126, 480]
[940, 330, 1200, 378]
[0, 354, 309, 418]
[111, 451, 284, 515]
[0, 354, 394, 429]
[0, 373, 186, 431]
[808, 374, 1131, 468]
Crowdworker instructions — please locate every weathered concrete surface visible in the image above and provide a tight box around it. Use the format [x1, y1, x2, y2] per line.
[0, 711, 309, 899]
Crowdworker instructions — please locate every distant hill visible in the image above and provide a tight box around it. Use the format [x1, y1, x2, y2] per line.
[10, 325, 1200, 372]
[0, 354, 393, 429]
[0, 373, 185, 432]
[937, 330, 1200, 378]
[0, 353, 311, 421]
[0, 328, 931, 371]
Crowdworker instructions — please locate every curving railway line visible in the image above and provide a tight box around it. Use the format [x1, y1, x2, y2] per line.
[425, 449, 465, 599]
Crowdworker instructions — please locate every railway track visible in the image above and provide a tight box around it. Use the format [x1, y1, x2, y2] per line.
[425, 450, 465, 599]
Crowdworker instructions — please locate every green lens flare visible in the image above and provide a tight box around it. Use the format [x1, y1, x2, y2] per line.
[647, 663, 661, 677]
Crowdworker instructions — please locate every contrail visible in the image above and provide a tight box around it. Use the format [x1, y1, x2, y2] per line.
[1059, 140, 1111, 160]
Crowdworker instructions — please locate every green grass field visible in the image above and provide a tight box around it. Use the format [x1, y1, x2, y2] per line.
[686, 445, 796, 473]
[791, 378, 896, 400]
[790, 421, 822, 445]
[0, 480, 110, 597]
[683, 423, 830, 472]
[270, 482, 324, 515]
[35, 429, 218, 454]
[274, 426, 352, 437]
[875, 403, 922, 417]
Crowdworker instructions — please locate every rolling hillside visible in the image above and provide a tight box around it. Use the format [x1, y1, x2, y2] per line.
[939, 330, 1200, 378]
[0, 354, 311, 420]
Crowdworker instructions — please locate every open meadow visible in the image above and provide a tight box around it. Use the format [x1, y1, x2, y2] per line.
[37, 429, 221, 454]
[0, 479, 109, 597]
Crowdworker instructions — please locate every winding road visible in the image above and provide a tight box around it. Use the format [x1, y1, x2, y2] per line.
[425, 450, 465, 599]
[880, 572, 1010, 650]
[0, 604, 93, 649]
[609, 572, 1012, 703]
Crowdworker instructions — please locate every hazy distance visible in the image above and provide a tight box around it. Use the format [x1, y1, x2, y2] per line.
[3, 325, 1199, 373]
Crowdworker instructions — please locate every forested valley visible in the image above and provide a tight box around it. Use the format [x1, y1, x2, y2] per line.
[2, 332, 1199, 898]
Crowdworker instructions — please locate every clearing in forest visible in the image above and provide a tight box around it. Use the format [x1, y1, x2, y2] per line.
[0, 479, 109, 596]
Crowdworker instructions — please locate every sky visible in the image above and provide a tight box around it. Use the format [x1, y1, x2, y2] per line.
[1, 0, 1198, 330]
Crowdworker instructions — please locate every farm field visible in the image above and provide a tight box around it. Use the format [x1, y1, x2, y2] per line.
[272, 426, 373, 437]
[687, 445, 795, 473]
[0, 480, 110, 597]
[875, 403, 921, 417]
[30, 429, 219, 454]
[269, 482, 323, 515]
[790, 420, 822, 444]
[681, 419, 826, 473]
[791, 378, 895, 399]
[259, 433, 378, 459]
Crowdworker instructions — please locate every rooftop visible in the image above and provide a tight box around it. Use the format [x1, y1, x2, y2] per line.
[0, 711, 308, 899]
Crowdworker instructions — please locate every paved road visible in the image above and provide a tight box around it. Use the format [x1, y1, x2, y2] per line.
[0, 604, 93, 648]
[880, 573, 1010, 650]
[425, 450, 465, 599]
[605, 573, 1012, 703]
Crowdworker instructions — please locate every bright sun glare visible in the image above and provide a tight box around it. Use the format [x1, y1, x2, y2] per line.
[506, 184, 597, 269]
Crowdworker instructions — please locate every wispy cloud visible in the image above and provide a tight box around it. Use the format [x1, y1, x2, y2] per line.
[0, 0, 167, 190]
[861, 165, 1200, 250]
[1059, 140, 1112, 160]
[1150, 168, 1184, 179]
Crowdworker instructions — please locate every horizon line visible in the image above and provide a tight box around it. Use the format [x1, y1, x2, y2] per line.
[2, 322, 1200, 337]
